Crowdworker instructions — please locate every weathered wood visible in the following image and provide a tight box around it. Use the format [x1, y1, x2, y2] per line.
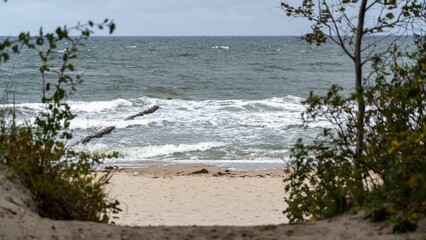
[125, 105, 160, 121]
[79, 126, 116, 145]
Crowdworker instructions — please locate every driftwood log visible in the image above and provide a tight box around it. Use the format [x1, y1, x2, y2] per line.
[79, 126, 116, 145]
[125, 105, 160, 120]
[77, 105, 160, 145]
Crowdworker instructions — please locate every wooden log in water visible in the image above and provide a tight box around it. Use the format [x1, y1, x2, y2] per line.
[80, 126, 116, 145]
[125, 105, 160, 121]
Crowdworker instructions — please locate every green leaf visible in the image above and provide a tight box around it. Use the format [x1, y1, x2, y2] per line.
[36, 37, 44, 45]
[1, 53, 9, 62]
[109, 23, 115, 34]
[39, 52, 48, 63]
[56, 27, 63, 38]
[12, 45, 19, 53]
[386, 12, 394, 19]
[18, 32, 26, 41]
[67, 64, 75, 71]
[82, 30, 90, 37]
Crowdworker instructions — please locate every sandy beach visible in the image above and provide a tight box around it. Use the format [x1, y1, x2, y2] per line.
[1, 164, 425, 240]
[108, 164, 287, 226]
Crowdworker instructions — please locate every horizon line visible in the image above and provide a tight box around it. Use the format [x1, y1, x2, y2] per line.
[0, 35, 300, 38]
[0, 34, 413, 38]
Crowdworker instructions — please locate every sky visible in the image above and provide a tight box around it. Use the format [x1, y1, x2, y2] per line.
[0, 0, 311, 36]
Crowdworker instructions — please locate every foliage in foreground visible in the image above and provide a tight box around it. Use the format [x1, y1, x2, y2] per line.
[284, 36, 426, 233]
[0, 20, 121, 223]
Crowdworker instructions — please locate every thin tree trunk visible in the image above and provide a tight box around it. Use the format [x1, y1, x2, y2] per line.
[354, 0, 368, 164]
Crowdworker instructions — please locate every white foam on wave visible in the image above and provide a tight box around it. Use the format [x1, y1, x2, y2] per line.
[1, 98, 134, 113]
[4, 95, 334, 164]
[6, 95, 303, 114]
[76, 142, 226, 160]
[124, 142, 226, 159]
[64, 95, 305, 132]
[148, 95, 306, 127]
[280, 95, 305, 103]
[70, 117, 151, 130]
[6, 95, 330, 138]
[140, 95, 305, 111]
[0, 102, 46, 112]
[4, 95, 320, 132]
[69, 99, 133, 112]
[211, 46, 230, 50]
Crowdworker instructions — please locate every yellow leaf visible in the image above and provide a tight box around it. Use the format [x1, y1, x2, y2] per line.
[422, 63, 426, 71]
[394, 65, 401, 71]
[387, 207, 396, 214]
[389, 140, 402, 153]
[407, 176, 416, 188]
[416, 133, 425, 143]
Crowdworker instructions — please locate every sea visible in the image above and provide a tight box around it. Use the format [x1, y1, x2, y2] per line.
[0, 36, 402, 170]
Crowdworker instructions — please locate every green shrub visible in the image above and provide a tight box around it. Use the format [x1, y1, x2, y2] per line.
[284, 86, 365, 222]
[0, 20, 121, 223]
[284, 36, 426, 232]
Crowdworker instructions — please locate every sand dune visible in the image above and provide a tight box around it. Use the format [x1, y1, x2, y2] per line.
[1, 164, 425, 240]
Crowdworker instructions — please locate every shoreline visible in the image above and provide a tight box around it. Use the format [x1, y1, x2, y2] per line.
[107, 164, 288, 226]
[102, 160, 287, 172]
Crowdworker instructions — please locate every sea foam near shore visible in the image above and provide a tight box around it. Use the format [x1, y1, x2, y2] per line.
[0, 36, 357, 169]
[3, 95, 328, 169]
[65, 95, 317, 168]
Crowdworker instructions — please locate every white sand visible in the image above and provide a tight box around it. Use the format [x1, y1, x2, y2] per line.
[108, 167, 287, 226]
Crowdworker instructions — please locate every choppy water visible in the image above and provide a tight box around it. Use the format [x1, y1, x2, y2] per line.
[1, 36, 362, 169]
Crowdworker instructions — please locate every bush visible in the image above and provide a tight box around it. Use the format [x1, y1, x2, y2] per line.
[0, 20, 121, 223]
[283, 85, 365, 222]
[284, 36, 426, 232]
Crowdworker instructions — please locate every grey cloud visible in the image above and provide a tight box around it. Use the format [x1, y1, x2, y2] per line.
[0, 0, 309, 36]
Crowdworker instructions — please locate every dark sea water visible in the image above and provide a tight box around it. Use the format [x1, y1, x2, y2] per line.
[0, 36, 365, 169]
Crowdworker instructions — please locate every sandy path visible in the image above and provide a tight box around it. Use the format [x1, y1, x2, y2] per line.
[2, 164, 426, 240]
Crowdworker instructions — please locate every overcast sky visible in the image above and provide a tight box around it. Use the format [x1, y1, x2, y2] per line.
[0, 0, 311, 36]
